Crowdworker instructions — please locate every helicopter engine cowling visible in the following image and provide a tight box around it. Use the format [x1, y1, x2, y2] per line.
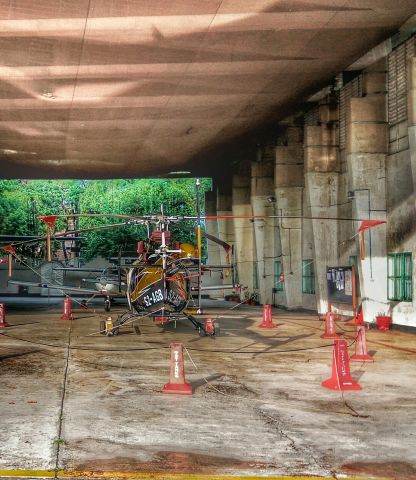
[127, 261, 189, 316]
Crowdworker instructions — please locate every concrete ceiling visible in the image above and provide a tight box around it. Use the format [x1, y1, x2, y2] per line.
[0, 1, 415, 179]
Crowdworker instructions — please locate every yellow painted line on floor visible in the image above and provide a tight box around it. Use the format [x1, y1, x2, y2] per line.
[0, 471, 55, 478]
[0, 470, 382, 480]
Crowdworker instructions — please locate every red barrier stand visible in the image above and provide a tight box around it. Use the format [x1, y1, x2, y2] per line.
[0, 303, 9, 328]
[350, 325, 373, 362]
[61, 297, 72, 320]
[322, 339, 362, 391]
[320, 311, 340, 339]
[162, 343, 193, 395]
[205, 318, 215, 335]
[258, 304, 277, 329]
[154, 316, 169, 325]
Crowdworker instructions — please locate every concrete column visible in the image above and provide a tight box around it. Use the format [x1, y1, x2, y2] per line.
[251, 159, 275, 304]
[232, 174, 254, 296]
[304, 121, 339, 314]
[217, 183, 235, 287]
[203, 190, 223, 298]
[275, 141, 303, 309]
[347, 81, 388, 323]
[408, 57, 416, 195]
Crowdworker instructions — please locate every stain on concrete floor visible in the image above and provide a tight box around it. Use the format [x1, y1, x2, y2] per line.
[73, 451, 273, 474]
[342, 461, 416, 479]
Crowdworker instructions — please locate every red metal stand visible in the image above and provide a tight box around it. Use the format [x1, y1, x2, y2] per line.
[162, 343, 193, 395]
[61, 297, 72, 320]
[322, 339, 362, 391]
[320, 311, 340, 339]
[0, 303, 9, 328]
[350, 325, 373, 362]
[205, 318, 215, 335]
[154, 316, 169, 325]
[258, 304, 277, 329]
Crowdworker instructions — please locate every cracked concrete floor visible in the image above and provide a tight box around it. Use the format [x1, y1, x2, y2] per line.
[0, 299, 415, 480]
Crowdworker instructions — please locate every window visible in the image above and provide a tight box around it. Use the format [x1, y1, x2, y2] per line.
[274, 261, 284, 292]
[302, 259, 315, 294]
[388, 253, 412, 302]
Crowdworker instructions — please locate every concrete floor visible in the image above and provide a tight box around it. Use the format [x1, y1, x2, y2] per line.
[0, 299, 415, 480]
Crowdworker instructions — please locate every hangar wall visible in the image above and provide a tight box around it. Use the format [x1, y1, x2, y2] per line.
[209, 32, 416, 328]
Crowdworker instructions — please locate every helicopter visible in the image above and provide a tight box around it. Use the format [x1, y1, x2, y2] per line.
[101, 205, 234, 337]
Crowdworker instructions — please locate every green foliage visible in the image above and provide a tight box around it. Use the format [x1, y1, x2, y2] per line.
[0, 179, 212, 260]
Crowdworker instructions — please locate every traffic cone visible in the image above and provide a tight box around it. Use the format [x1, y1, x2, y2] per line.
[61, 297, 72, 320]
[347, 308, 364, 326]
[0, 303, 9, 328]
[350, 325, 373, 362]
[258, 304, 277, 329]
[320, 311, 340, 339]
[322, 339, 362, 391]
[162, 343, 193, 395]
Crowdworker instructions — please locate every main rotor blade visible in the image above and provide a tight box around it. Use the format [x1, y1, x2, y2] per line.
[49, 213, 146, 220]
[184, 214, 386, 222]
[179, 225, 231, 251]
[204, 231, 232, 251]
[1, 221, 142, 248]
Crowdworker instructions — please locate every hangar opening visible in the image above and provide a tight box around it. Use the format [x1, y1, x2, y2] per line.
[1, 2, 416, 480]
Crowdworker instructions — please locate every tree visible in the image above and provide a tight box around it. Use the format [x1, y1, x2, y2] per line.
[0, 178, 212, 261]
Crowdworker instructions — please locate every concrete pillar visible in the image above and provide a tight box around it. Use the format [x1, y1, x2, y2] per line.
[217, 183, 235, 287]
[275, 140, 304, 309]
[304, 121, 339, 314]
[251, 159, 275, 304]
[232, 174, 254, 296]
[346, 73, 388, 323]
[406, 56, 416, 323]
[408, 57, 416, 195]
[203, 190, 223, 298]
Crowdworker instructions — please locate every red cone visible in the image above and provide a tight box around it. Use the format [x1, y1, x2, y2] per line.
[347, 308, 364, 326]
[162, 343, 192, 395]
[0, 303, 9, 328]
[258, 304, 277, 329]
[61, 297, 72, 320]
[350, 326, 373, 362]
[320, 311, 340, 339]
[322, 339, 362, 391]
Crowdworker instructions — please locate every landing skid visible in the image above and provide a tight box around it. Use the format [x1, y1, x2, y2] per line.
[99, 309, 220, 337]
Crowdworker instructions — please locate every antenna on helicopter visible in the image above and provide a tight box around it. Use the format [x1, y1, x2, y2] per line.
[195, 179, 202, 314]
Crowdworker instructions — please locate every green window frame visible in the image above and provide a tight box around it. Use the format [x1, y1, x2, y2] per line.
[302, 259, 315, 294]
[274, 261, 284, 292]
[387, 252, 412, 302]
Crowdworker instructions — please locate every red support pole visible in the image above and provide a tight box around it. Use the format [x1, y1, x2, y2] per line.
[61, 297, 72, 320]
[0, 304, 10, 328]
[258, 304, 277, 329]
[350, 326, 373, 362]
[322, 339, 362, 391]
[320, 311, 340, 339]
[162, 343, 193, 395]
